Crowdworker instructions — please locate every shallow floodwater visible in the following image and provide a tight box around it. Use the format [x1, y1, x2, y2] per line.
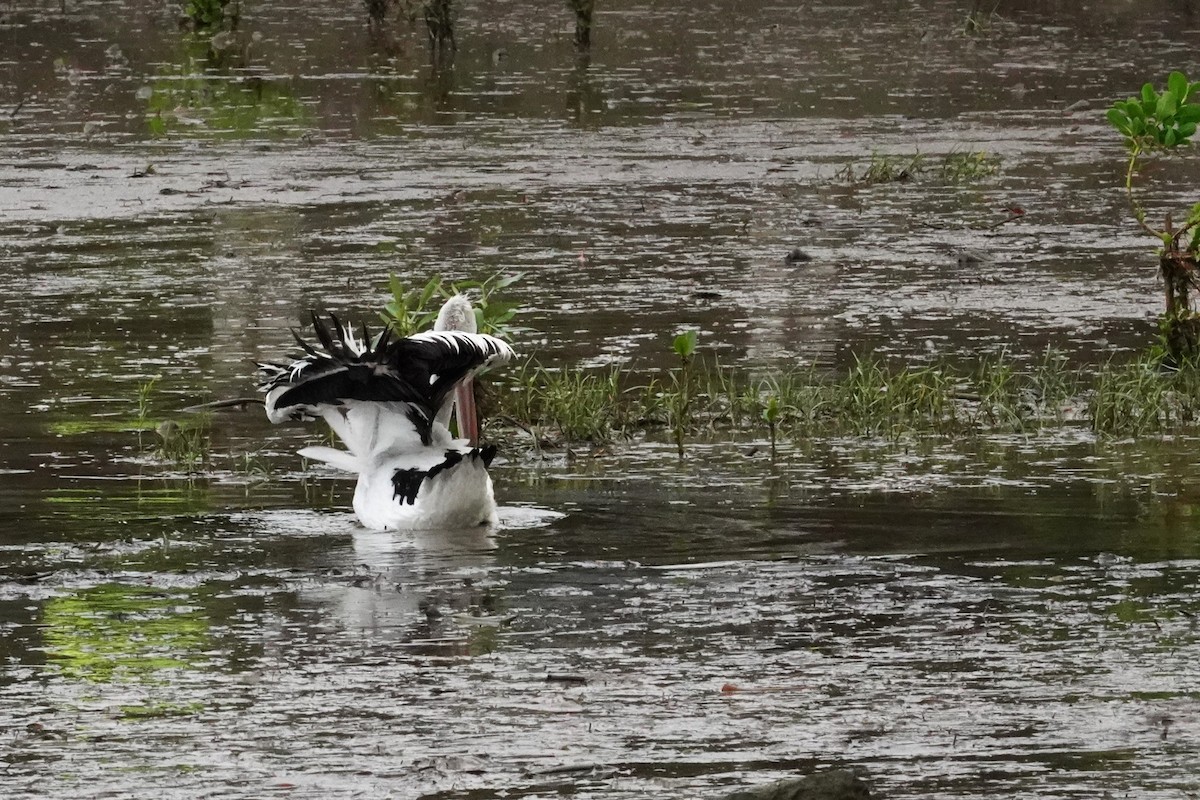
[3, 1, 1200, 797]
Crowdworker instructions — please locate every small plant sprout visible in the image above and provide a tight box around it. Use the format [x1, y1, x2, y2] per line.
[673, 329, 698, 365]
[763, 394, 781, 460]
[136, 375, 161, 424]
[668, 329, 700, 457]
[1107, 71, 1200, 363]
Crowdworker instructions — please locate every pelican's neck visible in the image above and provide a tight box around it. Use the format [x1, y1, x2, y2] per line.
[434, 294, 480, 444]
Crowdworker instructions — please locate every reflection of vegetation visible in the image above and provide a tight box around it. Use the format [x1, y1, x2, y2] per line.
[44, 485, 211, 517]
[184, 0, 240, 31]
[1106, 598, 1157, 626]
[963, 1, 1001, 36]
[423, 0, 457, 62]
[145, 57, 307, 139]
[48, 418, 154, 436]
[468, 625, 500, 655]
[1107, 72, 1200, 364]
[566, 0, 595, 50]
[43, 584, 211, 683]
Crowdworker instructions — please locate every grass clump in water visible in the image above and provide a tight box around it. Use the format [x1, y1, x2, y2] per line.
[834, 150, 1001, 186]
[939, 149, 1002, 182]
[496, 348, 1200, 448]
[1088, 357, 1200, 434]
[135, 375, 212, 470]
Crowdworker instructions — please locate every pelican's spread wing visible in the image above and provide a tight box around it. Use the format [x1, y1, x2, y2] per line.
[260, 313, 514, 443]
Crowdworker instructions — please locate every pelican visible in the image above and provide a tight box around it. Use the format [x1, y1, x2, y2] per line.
[259, 295, 515, 530]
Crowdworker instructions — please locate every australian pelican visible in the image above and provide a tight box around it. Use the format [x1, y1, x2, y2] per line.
[259, 296, 515, 530]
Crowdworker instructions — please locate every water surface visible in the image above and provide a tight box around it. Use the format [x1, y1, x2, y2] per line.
[3, 0, 1200, 797]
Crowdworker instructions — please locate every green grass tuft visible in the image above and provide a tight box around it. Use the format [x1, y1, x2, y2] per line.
[494, 349, 1200, 446]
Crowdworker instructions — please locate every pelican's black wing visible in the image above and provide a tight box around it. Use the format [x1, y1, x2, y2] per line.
[260, 314, 513, 442]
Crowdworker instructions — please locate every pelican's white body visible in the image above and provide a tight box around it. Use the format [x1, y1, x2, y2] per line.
[297, 401, 498, 530]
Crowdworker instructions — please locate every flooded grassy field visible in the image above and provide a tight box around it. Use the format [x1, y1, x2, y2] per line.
[3, 0, 1200, 797]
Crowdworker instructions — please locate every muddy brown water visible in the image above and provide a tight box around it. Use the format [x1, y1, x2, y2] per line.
[3, 1, 1200, 797]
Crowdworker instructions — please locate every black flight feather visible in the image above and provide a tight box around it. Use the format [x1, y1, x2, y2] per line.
[261, 313, 513, 445]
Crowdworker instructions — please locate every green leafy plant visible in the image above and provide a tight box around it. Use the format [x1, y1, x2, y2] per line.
[381, 274, 443, 337]
[131, 375, 210, 470]
[380, 272, 522, 340]
[1108, 72, 1200, 153]
[1107, 72, 1200, 363]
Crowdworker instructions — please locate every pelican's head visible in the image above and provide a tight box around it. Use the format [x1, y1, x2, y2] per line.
[434, 294, 477, 334]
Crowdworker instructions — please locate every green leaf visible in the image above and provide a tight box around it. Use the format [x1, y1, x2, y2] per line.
[1178, 121, 1196, 140]
[672, 330, 698, 361]
[763, 395, 780, 424]
[1176, 105, 1200, 124]
[419, 276, 442, 307]
[1168, 71, 1189, 101]
[1142, 82, 1157, 104]
[486, 300, 514, 316]
[1156, 91, 1178, 120]
[1106, 107, 1129, 132]
[1165, 127, 1177, 147]
[491, 272, 524, 291]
